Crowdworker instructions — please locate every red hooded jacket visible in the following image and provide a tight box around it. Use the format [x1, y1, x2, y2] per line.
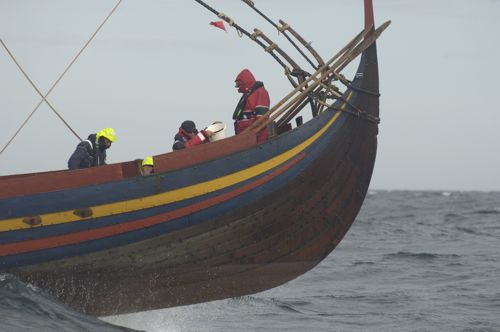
[233, 69, 270, 141]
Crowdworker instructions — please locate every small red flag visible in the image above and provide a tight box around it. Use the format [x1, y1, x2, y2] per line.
[210, 21, 227, 32]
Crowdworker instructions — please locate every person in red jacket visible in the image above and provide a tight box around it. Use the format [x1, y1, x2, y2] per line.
[172, 120, 212, 150]
[232, 69, 270, 143]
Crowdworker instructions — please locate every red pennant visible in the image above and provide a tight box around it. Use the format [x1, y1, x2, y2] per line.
[210, 21, 227, 32]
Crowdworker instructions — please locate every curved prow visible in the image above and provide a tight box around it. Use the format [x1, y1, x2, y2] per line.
[364, 0, 375, 32]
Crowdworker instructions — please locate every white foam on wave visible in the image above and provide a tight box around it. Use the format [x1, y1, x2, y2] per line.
[441, 192, 451, 197]
[26, 283, 39, 292]
[103, 300, 228, 332]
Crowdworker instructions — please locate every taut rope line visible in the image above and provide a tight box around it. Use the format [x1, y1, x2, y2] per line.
[0, 0, 122, 155]
[0, 38, 83, 143]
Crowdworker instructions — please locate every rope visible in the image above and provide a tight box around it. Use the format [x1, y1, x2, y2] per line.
[248, 28, 366, 133]
[240, 0, 318, 70]
[0, 39, 82, 142]
[193, 0, 289, 69]
[347, 84, 381, 97]
[0, 0, 122, 155]
[327, 103, 380, 124]
[250, 22, 390, 133]
[218, 12, 242, 37]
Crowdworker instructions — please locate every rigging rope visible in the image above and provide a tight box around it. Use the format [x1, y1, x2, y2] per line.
[249, 21, 390, 133]
[192, 0, 289, 70]
[0, 39, 82, 143]
[194, 0, 321, 115]
[0, 0, 122, 155]
[240, 0, 318, 70]
[238, 1, 384, 121]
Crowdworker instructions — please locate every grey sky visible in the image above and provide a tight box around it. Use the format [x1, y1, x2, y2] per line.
[0, 0, 499, 191]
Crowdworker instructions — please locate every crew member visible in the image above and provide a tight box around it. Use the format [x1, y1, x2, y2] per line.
[173, 120, 212, 150]
[141, 156, 154, 175]
[68, 127, 117, 169]
[232, 68, 270, 142]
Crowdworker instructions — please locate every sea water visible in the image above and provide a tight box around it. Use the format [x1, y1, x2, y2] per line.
[1, 191, 499, 331]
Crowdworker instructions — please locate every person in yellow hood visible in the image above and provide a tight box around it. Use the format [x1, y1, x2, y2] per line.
[68, 128, 116, 169]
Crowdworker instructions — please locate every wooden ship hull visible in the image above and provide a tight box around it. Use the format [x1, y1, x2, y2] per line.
[0, 1, 384, 316]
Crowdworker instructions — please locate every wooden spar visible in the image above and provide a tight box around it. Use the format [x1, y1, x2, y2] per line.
[336, 21, 389, 74]
[276, 97, 311, 130]
[278, 19, 325, 67]
[249, 28, 320, 116]
[250, 21, 390, 134]
[195, 0, 323, 98]
[250, 29, 301, 84]
[244, 28, 366, 133]
[278, 21, 388, 126]
[276, 78, 342, 129]
[249, 28, 323, 116]
[241, 0, 319, 70]
[239, 0, 324, 117]
[276, 80, 342, 130]
[193, 0, 293, 71]
[245, 0, 381, 133]
[277, 20, 389, 128]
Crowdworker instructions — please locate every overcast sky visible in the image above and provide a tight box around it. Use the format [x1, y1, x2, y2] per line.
[1, 0, 499, 191]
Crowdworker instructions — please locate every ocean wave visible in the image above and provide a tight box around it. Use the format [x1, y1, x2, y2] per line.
[454, 226, 490, 236]
[383, 251, 461, 261]
[471, 209, 500, 215]
[382, 214, 416, 221]
[0, 274, 138, 332]
[352, 261, 375, 266]
[231, 296, 310, 315]
[444, 213, 466, 221]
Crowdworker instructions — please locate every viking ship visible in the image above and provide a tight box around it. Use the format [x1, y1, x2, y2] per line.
[0, 0, 389, 316]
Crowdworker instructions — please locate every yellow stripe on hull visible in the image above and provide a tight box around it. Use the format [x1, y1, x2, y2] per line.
[0, 96, 351, 232]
